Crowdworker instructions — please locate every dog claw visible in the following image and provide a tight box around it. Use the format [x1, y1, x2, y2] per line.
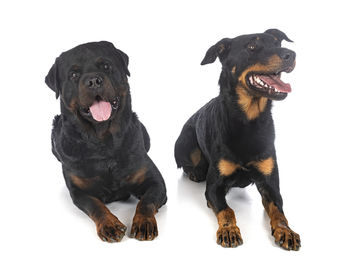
[272, 226, 300, 251]
[216, 225, 243, 248]
[96, 215, 126, 243]
[131, 214, 158, 241]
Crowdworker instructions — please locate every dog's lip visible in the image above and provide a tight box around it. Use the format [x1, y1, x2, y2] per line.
[245, 70, 291, 100]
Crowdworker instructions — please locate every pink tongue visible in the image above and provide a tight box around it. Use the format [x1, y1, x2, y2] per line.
[259, 75, 292, 93]
[89, 100, 112, 122]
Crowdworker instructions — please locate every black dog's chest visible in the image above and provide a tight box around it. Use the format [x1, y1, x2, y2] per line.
[69, 160, 132, 203]
[226, 120, 274, 162]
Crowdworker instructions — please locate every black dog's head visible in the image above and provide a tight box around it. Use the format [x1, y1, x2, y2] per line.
[45, 41, 130, 123]
[201, 29, 295, 101]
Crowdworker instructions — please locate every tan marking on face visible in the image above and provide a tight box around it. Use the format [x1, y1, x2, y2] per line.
[248, 157, 274, 175]
[69, 98, 78, 112]
[190, 148, 201, 167]
[238, 54, 283, 90]
[70, 174, 101, 190]
[127, 167, 147, 184]
[236, 86, 268, 120]
[218, 159, 240, 176]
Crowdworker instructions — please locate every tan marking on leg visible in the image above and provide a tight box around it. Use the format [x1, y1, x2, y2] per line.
[127, 167, 147, 184]
[263, 201, 301, 250]
[248, 157, 274, 175]
[131, 202, 158, 241]
[218, 159, 240, 176]
[88, 197, 126, 243]
[190, 148, 201, 167]
[216, 207, 243, 247]
[264, 201, 288, 228]
[216, 207, 237, 226]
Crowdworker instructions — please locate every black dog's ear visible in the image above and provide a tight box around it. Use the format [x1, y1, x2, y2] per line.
[115, 48, 130, 76]
[201, 38, 231, 65]
[264, 29, 293, 43]
[100, 41, 130, 77]
[45, 58, 60, 99]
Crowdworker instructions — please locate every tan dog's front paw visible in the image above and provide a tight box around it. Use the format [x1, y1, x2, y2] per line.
[216, 225, 243, 248]
[130, 214, 158, 241]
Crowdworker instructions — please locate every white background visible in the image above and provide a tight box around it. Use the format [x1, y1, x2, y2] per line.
[1, 0, 349, 260]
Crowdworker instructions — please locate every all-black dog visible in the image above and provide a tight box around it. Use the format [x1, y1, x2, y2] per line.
[175, 29, 300, 250]
[45, 41, 167, 242]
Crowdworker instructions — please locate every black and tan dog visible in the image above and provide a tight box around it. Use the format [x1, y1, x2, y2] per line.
[175, 29, 300, 250]
[45, 41, 167, 242]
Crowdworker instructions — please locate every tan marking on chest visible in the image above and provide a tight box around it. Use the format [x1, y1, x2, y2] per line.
[236, 86, 268, 120]
[127, 167, 147, 184]
[218, 159, 240, 176]
[248, 157, 274, 175]
[70, 175, 101, 190]
[190, 148, 202, 167]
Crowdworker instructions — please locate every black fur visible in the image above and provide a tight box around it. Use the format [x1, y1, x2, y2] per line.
[46, 41, 166, 242]
[175, 29, 300, 250]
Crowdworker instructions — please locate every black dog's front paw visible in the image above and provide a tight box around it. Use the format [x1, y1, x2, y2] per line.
[96, 214, 127, 243]
[130, 214, 158, 241]
[217, 225, 243, 248]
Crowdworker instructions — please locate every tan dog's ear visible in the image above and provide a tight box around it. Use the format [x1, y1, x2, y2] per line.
[45, 58, 60, 99]
[201, 38, 231, 65]
[264, 29, 293, 43]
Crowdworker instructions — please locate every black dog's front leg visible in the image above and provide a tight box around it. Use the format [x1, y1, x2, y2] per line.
[205, 164, 243, 248]
[255, 160, 301, 251]
[127, 161, 167, 241]
[69, 188, 127, 242]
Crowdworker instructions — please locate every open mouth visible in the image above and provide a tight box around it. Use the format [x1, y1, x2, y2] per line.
[80, 95, 120, 122]
[247, 72, 292, 100]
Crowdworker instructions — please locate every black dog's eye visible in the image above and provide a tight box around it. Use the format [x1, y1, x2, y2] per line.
[102, 63, 112, 72]
[247, 43, 257, 51]
[69, 71, 80, 81]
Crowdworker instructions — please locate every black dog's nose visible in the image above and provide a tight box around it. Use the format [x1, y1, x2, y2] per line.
[85, 75, 103, 88]
[280, 49, 296, 62]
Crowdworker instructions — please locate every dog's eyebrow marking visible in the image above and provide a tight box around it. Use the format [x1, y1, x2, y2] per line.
[127, 167, 147, 184]
[231, 66, 236, 75]
[69, 64, 81, 71]
[248, 157, 274, 175]
[218, 159, 240, 176]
